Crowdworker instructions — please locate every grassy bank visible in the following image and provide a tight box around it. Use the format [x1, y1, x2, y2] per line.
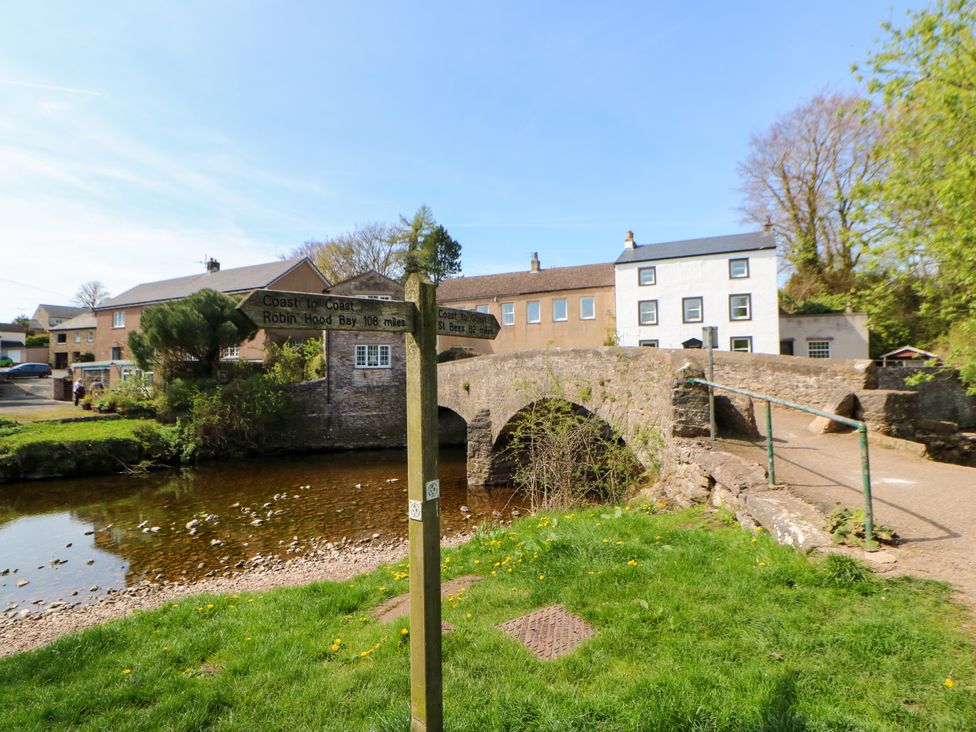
[0, 418, 156, 481]
[1, 507, 973, 730]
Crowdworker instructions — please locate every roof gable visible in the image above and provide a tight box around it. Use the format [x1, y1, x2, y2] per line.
[615, 231, 776, 265]
[327, 270, 404, 297]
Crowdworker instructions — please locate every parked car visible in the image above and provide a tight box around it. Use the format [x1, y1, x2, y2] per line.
[0, 362, 52, 379]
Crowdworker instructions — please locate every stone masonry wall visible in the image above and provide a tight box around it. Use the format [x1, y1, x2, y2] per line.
[877, 366, 976, 429]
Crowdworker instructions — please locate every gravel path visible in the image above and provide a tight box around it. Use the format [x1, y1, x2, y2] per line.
[0, 533, 473, 658]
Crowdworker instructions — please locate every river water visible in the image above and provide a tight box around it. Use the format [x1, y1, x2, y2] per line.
[0, 449, 520, 611]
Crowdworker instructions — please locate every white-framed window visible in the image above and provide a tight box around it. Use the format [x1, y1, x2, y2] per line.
[729, 294, 752, 321]
[87, 331, 94, 343]
[475, 304, 489, 314]
[579, 296, 595, 320]
[638, 300, 658, 326]
[56, 333, 67, 344]
[113, 311, 125, 328]
[74, 333, 81, 343]
[501, 302, 514, 326]
[638, 266, 656, 286]
[527, 301, 541, 323]
[355, 344, 391, 368]
[552, 298, 567, 322]
[222, 345, 240, 360]
[366, 295, 392, 301]
[730, 337, 753, 353]
[682, 297, 703, 324]
[639, 339, 659, 347]
[729, 258, 750, 279]
[808, 340, 832, 359]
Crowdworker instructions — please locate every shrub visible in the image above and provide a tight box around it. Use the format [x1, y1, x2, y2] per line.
[265, 338, 324, 384]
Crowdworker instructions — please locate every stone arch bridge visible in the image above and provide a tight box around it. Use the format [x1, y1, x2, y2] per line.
[437, 348, 876, 487]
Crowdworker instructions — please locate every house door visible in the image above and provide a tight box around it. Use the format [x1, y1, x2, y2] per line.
[55, 352, 68, 369]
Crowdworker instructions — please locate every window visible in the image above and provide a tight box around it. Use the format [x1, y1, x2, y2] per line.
[475, 304, 489, 314]
[638, 266, 656, 286]
[552, 298, 567, 322]
[729, 258, 750, 279]
[355, 344, 391, 368]
[638, 300, 658, 325]
[113, 311, 125, 328]
[74, 333, 81, 343]
[730, 337, 753, 353]
[56, 333, 67, 344]
[501, 302, 514, 326]
[222, 345, 240, 360]
[366, 295, 392, 301]
[87, 331, 94, 343]
[527, 301, 541, 323]
[808, 340, 832, 359]
[682, 297, 703, 323]
[51, 318, 64, 326]
[579, 296, 595, 320]
[111, 346, 123, 360]
[729, 294, 752, 320]
[639, 340, 659, 347]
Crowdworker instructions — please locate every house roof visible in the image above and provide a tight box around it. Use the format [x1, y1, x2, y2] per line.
[437, 262, 614, 302]
[0, 323, 27, 333]
[49, 312, 97, 331]
[327, 270, 404, 295]
[615, 231, 776, 265]
[34, 304, 87, 320]
[97, 258, 328, 309]
[880, 346, 939, 361]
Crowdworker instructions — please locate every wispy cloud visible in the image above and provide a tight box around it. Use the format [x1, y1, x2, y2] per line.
[0, 79, 102, 96]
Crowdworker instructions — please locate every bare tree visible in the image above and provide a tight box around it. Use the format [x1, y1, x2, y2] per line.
[73, 281, 110, 310]
[287, 222, 405, 284]
[738, 91, 886, 297]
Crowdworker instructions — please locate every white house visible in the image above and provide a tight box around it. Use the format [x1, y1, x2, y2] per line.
[0, 322, 27, 363]
[614, 230, 779, 353]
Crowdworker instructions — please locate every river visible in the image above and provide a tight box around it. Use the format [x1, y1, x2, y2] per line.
[0, 449, 520, 612]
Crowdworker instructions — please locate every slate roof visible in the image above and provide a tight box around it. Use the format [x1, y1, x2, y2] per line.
[36, 304, 87, 319]
[97, 258, 327, 309]
[48, 312, 98, 331]
[615, 231, 776, 265]
[437, 263, 614, 302]
[0, 323, 27, 333]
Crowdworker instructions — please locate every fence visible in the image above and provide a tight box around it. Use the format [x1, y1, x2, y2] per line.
[688, 377, 878, 550]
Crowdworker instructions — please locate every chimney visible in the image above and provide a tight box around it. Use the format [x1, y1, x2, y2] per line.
[206, 258, 220, 274]
[763, 216, 773, 232]
[530, 252, 541, 273]
[624, 230, 635, 249]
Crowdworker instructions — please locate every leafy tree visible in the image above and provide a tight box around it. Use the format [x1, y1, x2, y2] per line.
[289, 222, 404, 284]
[128, 289, 257, 379]
[73, 281, 110, 310]
[395, 206, 462, 284]
[738, 91, 885, 298]
[12, 315, 30, 331]
[860, 0, 976, 371]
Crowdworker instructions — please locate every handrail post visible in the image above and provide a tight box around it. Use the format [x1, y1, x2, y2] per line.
[764, 399, 775, 486]
[859, 426, 876, 547]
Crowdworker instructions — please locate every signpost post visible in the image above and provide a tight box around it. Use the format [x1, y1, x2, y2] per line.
[238, 274, 499, 732]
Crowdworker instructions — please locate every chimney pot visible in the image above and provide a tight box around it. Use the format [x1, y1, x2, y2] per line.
[624, 230, 635, 249]
[530, 252, 541, 273]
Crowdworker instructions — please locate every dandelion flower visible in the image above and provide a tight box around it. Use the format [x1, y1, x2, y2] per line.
[754, 526, 763, 533]
[401, 628, 409, 636]
[122, 669, 131, 675]
[245, 636, 253, 641]
[466, 612, 472, 620]
[474, 559, 481, 565]
[538, 574, 545, 581]
[628, 559, 638, 567]
[945, 678, 955, 688]
[207, 604, 214, 609]
[615, 540, 624, 546]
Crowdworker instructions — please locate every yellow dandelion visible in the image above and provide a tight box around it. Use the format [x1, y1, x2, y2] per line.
[207, 603, 214, 609]
[247, 598, 254, 603]
[538, 574, 545, 581]
[602, 539, 609, 544]
[752, 537, 758, 544]
[490, 570, 497, 576]
[754, 526, 763, 533]
[616, 540, 624, 546]
[330, 643, 340, 652]
[628, 559, 638, 566]
[758, 561, 767, 567]
[245, 636, 252, 641]
[401, 628, 409, 636]
[655, 536, 662, 541]
[122, 668, 131, 675]
[474, 559, 481, 565]
[231, 594, 239, 599]
[229, 604, 236, 608]
[466, 612, 472, 620]
[945, 678, 955, 688]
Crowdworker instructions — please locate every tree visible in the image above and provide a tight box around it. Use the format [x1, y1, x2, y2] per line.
[395, 206, 462, 284]
[861, 0, 976, 325]
[738, 91, 886, 298]
[288, 222, 404, 284]
[73, 281, 110, 310]
[128, 289, 257, 379]
[13, 314, 31, 331]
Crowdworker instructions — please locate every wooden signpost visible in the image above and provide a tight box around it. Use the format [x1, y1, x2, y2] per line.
[238, 271, 499, 732]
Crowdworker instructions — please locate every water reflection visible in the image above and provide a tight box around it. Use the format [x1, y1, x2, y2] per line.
[0, 449, 520, 609]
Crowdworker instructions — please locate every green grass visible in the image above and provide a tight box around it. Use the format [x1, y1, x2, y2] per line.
[1, 507, 974, 730]
[0, 418, 153, 454]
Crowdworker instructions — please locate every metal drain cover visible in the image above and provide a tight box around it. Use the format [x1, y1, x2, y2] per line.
[497, 604, 595, 660]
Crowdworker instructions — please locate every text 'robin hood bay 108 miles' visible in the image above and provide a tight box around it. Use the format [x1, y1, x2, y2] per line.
[238, 289, 500, 339]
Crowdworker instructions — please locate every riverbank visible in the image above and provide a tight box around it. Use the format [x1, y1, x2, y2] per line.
[2, 506, 974, 729]
[0, 531, 473, 658]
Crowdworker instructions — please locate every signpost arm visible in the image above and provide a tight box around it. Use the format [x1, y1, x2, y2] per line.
[404, 267, 443, 732]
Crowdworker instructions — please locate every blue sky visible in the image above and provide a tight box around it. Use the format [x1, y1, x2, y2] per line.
[0, 1, 920, 320]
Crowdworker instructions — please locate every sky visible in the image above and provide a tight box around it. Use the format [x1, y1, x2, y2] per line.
[0, 0, 922, 321]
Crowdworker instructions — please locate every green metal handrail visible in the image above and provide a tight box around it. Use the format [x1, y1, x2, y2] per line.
[688, 377, 876, 548]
